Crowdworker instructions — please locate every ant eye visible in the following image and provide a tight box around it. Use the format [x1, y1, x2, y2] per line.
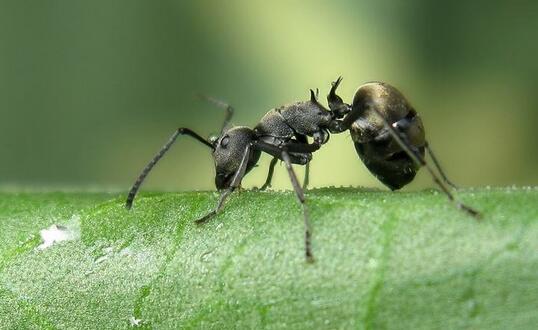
[220, 136, 230, 148]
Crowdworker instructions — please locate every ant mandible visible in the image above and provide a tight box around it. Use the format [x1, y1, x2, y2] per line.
[125, 77, 480, 263]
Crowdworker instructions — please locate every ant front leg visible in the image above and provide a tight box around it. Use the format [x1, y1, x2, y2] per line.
[126, 128, 214, 209]
[195, 144, 252, 224]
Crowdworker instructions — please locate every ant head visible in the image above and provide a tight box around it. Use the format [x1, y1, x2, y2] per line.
[327, 76, 351, 119]
[212, 126, 261, 190]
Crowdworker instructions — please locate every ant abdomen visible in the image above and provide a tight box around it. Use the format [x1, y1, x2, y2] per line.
[350, 82, 426, 190]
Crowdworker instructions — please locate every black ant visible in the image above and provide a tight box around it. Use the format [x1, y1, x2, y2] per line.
[125, 77, 480, 263]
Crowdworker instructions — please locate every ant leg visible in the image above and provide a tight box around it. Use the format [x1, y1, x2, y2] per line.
[281, 150, 314, 263]
[253, 140, 315, 262]
[293, 134, 311, 190]
[255, 139, 320, 161]
[260, 157, 278, 191]
[194, 189, 232, 224]
[198, 95, 234, 133]
[126, 128, 213, 209]
[425, 142, 458, 189]
[303, 162, 310, 190]
[370, 108, 481, 219]
[195, 144, 251, 224]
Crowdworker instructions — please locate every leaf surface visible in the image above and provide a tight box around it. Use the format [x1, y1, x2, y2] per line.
[0, 188, 537, 329]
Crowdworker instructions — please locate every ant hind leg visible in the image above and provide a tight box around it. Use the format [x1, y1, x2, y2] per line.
[425, 142, 458, 189]
[370, 109, 481, 219]
[281, 150, 314, 263]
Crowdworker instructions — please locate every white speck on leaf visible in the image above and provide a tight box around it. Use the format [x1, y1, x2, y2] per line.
[95, 255, 108, 264]
[129, 316, 142, 327]
[37, 224, 72, 250]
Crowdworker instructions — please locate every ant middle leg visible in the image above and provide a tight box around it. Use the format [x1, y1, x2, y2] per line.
[257, 136, 319, 191]
[294, 134, 311, 190]
[260, 157, 278, 191]
[303, 162, 310, 190]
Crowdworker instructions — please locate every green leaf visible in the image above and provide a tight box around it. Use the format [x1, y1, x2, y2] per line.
[0, 188, 537, 329]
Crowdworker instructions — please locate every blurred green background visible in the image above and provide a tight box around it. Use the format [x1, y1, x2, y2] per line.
[1, 0, 537, 191]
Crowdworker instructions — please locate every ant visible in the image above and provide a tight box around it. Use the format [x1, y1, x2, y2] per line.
[125, 77, 480, 263]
